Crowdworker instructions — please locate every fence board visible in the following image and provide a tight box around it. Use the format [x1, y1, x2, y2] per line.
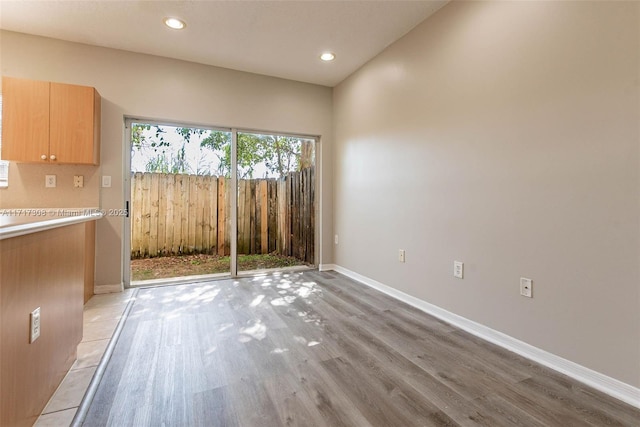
[243, 180, 251, 254]
[217, 177, 226, 256]
[149, 173, 159, 256]
[201, 175, 210, 253]
[176, 175, 186, 254]
[250, 180, 257, 254]
[286, 175, 293, 257]
[225, 177, 232, 256]
[187, 175, 197, 253]
[156, 174, 167, 256]
[131, 172, 142, 256]
[165, 174, 175, 255]
[260, 180, 268, 253]
[140, 173, 151, 257]
[276, 178, 285, 254]
[308, 167, 315, 263]
[209, 177, 217, 254]
[238, 179, 246, 254]
[131, 169, 314, 263]
[268, 180, 277, 253]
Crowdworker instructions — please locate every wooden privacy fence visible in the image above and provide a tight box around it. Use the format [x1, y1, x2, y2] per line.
[130, 168, 314, 264]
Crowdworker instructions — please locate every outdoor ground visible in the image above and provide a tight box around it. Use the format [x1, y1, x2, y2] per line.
[131, 253, 308, 281]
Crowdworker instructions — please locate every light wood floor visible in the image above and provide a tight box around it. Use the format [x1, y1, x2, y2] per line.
[81, 270, 639, 426]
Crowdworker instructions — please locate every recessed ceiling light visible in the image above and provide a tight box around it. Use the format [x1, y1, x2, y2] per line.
[320, 52, 335, 62]
[164, 17, 186, 30]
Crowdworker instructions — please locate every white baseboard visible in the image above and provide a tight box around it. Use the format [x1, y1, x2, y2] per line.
[318, 263, 337, 272]
[324, 264, 640, 409]
[94, 283, 124, 294]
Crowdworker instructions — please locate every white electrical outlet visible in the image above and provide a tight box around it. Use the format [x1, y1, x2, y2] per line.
[520, 277, 533, 298]
[30, 307, 41, 343]
[45, 175, 56, 188]
[74, 175, 84, 188]
[102, 175, 112, 188]
[453, 261, 464, 279]
[399, 249, 406, 263]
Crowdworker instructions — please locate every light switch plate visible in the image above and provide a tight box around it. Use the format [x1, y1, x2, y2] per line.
[102, 175, 112, 188]
[453, 261, 464, 279]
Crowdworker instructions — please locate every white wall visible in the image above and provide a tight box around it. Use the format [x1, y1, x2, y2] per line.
[0, 30, 333, 288]
[333, 1, 639, 388]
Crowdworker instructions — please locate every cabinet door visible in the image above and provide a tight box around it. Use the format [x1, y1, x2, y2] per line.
[49, 83, 99, 164]
[1, 77, 50, 162]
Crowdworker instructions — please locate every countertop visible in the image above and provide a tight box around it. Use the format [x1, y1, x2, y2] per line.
[0, 208, 104, 240]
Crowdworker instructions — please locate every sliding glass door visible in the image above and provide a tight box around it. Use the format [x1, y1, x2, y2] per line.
[124, 120, 316, 285]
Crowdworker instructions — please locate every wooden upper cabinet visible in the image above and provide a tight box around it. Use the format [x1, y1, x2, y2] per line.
[49, 82, 101, 164]
[1, 77, 50, 162]
[1, 77, 101, 165]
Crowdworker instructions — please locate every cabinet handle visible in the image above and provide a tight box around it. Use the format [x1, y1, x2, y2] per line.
[41, 154, 47, 160]
[50, 155, 57, 161]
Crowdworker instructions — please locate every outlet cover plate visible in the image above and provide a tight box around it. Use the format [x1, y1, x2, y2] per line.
[45, 175, 56, 188]
[30, 307, 41, 343]
[520, 277, 533, 298]
[73, 175, 84, 188]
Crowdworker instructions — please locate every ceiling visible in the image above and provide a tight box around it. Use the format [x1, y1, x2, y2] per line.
[0, 0, 448, 87]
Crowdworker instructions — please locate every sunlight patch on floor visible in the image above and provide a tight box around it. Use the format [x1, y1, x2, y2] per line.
[239, 320, 267, 342]
[250, 295, 265, 307]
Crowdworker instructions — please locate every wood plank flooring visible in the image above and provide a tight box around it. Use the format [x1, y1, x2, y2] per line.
[81, 271, 640, 426]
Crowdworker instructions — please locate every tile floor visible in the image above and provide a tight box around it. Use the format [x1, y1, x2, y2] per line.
[34, 289, 135, 426]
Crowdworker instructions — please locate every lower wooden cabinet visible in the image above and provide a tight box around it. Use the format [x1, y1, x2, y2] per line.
[0, 222, 94, 426]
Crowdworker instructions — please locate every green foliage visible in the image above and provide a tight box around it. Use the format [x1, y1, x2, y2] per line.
[201, 131, 313, 178]
[145, 146, 191, 174]
[133, 124, 200, 175]
[132, 123, 314, 178]
[132, 124, 197, 152]
[131, 124, 151, 149]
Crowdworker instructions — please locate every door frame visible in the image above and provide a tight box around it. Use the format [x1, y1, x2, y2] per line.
[122, 117, 319, 287]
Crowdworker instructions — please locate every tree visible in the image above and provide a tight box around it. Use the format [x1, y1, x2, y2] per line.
[131, 124, 314, 178]
[200, 131, 314, 178]
[145, 145, 190, 174]
[132, 124, 203, 175]
[132, 123, 168, 150]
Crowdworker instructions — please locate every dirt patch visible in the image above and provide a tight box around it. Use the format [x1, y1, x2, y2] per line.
[131, 253, 308, 281]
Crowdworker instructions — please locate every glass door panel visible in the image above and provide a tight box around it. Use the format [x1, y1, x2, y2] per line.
[128, 122, 232, 283]
[236, 132, 315, 274]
